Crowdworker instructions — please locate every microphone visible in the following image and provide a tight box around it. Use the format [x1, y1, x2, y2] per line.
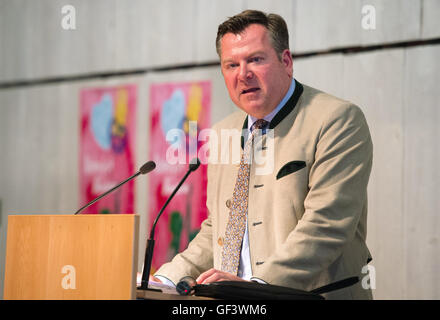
[74, 161, 156, 215]
[138, 158, 201, 291]
[176, 276, 197, 295]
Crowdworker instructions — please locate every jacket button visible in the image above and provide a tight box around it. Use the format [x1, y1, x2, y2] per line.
[217, 237, 224, 246]
[225, 199, 232, 208]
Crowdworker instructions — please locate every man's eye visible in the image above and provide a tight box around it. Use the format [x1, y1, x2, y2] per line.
[226, 63, 238, 69]
[250, 57, 262, 63]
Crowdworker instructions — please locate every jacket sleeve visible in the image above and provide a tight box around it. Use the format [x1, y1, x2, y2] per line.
[253, 103, 373, 290]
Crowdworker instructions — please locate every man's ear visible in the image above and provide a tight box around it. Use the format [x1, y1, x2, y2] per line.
[281, 49, 293, 76]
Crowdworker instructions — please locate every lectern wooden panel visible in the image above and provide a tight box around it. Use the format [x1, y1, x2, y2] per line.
[4, 214, 139, 300]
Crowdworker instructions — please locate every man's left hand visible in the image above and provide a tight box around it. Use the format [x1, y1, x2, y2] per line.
[196, 268, 248, 284]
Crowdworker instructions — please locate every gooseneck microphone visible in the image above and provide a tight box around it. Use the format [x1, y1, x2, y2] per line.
[74, 161, 156, 215]
[138, 158, 201, 291]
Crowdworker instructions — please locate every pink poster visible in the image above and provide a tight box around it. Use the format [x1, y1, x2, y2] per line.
[79, 85, 137, 214]
[149, 81, 211, 271]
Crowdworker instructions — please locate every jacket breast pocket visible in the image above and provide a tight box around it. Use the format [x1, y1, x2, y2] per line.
[276, 160, 306, 180]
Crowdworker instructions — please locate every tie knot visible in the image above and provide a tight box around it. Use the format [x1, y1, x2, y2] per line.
[251, 119, 268, 131]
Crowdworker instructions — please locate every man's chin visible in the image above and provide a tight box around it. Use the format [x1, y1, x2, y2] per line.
[241, 107, 270, 119]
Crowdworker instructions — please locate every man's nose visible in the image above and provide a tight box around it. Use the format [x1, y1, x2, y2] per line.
[238, 63, 253, 81]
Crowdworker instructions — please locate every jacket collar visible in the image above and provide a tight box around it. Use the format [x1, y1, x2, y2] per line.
[241, 81, 304, 149]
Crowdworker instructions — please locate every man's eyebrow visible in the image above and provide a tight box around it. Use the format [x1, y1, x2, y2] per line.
[248, 51, 266, 57]
[221, 57, 235, 64]
[221, 51, 266, 64]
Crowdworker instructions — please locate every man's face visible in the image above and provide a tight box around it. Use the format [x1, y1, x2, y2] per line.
[220, 24, 293, 119]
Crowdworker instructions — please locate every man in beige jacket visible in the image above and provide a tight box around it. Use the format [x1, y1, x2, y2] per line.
[154, 10, 373, 299]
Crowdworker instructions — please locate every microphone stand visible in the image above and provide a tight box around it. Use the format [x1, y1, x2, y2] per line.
[138, 159, 200, 291]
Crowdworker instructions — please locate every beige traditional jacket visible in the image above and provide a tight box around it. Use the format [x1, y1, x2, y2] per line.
[156, 81, 373, 299]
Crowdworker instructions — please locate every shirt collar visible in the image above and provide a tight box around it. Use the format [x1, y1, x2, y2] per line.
[248, 78, 296, 131]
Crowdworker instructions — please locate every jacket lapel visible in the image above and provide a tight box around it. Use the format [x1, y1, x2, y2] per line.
[240, 81, 304, 150]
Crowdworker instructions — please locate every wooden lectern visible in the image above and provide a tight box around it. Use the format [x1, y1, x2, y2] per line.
[4, 214, 139, 300]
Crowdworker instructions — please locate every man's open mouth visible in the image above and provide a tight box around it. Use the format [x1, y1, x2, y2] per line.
[241, 87, 260, 94]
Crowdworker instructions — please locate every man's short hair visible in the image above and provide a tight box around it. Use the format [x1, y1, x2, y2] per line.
[216, 10, 290, 59]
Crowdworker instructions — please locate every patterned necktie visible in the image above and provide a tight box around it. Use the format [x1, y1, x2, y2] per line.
[221, 118, 268, 274]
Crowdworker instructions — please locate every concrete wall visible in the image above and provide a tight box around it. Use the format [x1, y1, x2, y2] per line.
[1, 0, 439, 299]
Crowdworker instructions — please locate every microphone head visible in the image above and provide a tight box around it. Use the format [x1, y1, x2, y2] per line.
[176, 276, 196, 295]
[139, 161, 156, 174]
[189, 158, 201, 172]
